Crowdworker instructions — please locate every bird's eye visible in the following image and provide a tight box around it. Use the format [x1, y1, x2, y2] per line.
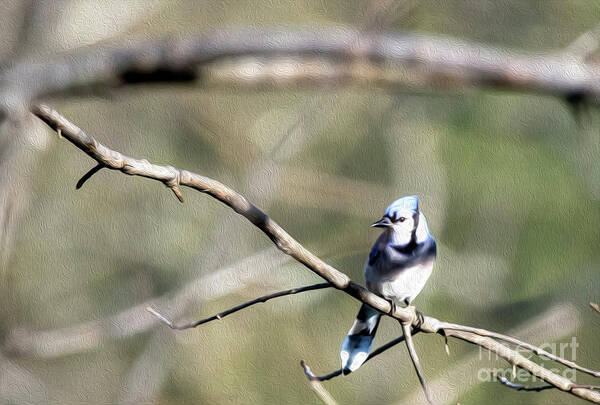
[398, 217, 406, 223]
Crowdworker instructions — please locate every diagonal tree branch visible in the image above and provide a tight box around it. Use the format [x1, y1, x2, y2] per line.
[30, 104, 600, 403]
[30, 103, 408, 321]
[437, 322, 600, 378]
[445, 329, 600, 403]
[401, 321, 434, 405]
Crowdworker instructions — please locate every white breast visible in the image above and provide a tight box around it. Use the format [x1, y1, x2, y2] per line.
[367, 259, 434, 305]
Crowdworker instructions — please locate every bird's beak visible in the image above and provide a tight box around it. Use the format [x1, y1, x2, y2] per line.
[371, 217, 393, 228]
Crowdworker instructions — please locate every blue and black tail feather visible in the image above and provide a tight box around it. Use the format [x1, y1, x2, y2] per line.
[340, 304, 381, 374]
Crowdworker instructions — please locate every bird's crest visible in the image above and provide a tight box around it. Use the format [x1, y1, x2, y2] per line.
[384, 195, 419, 218]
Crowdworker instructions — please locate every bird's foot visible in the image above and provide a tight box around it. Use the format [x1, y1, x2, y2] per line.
[386, 298, 397, 316]
[402, 306, 425, 331]
[414, 310, 425, 331]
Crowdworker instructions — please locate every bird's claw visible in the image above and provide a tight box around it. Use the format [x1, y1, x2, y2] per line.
[414, 310, 425, 331]
[387, 299, 397, 316]
[399, 306, 425, 331]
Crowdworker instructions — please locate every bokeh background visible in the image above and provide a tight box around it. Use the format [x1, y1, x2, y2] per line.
[1, 1, 599, 404]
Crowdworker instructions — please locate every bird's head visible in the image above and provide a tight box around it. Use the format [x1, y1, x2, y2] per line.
[372, 196, 420, 244]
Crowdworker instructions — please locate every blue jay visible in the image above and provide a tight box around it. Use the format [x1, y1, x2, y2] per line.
[340, 196, 436, 374]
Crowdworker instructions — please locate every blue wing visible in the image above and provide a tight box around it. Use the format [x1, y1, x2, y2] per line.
[368, 245, 381, 266]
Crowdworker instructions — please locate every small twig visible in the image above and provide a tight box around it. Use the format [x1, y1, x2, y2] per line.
[402, 322, 434, 405]
[76, 163, 104, 189]
[308, 381, 338, 405]
[300, 361, 339, 405]
[590, 302, 600, 315]
[147, 282, 331, 330]
[494, 373, 555, 392]
[301, 361, 343, 382]
[495, 372, 600, 392]
[301, 331, 419, 381]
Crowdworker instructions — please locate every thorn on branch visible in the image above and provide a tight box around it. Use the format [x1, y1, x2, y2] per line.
[442, 331, 450, 356]
[164, 170, 184, 203]
[57, 128, 62, 138]
[170, 185, 184, 203]
[76, 163, 105, 189]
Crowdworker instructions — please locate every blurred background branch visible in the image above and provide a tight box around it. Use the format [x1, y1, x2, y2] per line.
[4, 27, 600, 113]
[3, 248, 292, 357]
